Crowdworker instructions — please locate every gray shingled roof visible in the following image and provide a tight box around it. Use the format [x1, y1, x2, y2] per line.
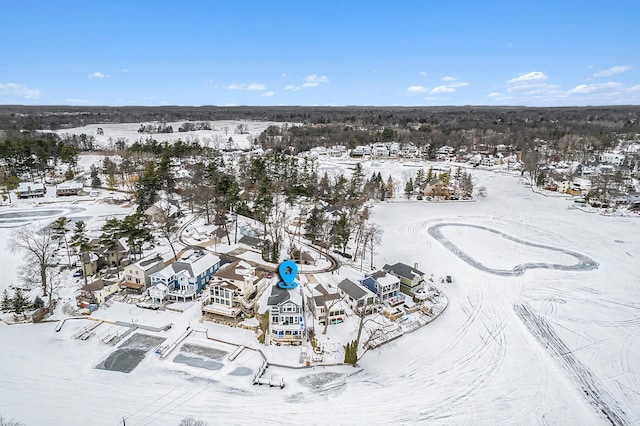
[383, 262, 424, 280]
[313, 293, 341, 307]
[238, 235, 264, 247]
[267, 285, 290, 306]
[338, 279, 368, 300]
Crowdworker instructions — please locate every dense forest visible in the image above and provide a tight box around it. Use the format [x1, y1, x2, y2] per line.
[2, 105, 639, 141]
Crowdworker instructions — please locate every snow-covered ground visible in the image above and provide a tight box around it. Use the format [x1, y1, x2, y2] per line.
[1, 162, 639, 424]
[50, 120, 290, 150]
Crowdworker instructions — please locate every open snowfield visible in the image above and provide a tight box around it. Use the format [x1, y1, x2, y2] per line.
[1, 161, 639, 425]
[50, 120, 290, 150]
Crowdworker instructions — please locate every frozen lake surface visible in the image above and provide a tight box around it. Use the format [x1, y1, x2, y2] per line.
[0, 168, 639, 425]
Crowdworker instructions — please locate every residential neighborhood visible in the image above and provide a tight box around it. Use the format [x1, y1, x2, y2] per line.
[1, 114, 638, 426]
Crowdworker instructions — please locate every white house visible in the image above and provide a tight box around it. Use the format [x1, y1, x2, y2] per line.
[373, 144, 389, 157]
[55, 181, 83, 196]
[337, 278, 377, 314]
[306, 284, 346, 326]
[16, 182, 46, 198]
[383, 262, 426, 295]
[81, 278, 119, 305]
[149, 250, 220, 301]
[361, 270, 401, 303]
[149, 283, 169, 303]
[267, 285, 305, 345]
[121, 252, 165, 293]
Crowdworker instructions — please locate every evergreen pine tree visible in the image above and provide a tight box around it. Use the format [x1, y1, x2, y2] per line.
[1, 289, 12, 312]
[33, 295, 45, 310]
[344, 340, 358, 364]
[404, 177, 414, 199]
[12, 288, 27, 315]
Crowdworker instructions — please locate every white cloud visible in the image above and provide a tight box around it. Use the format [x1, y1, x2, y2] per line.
[630, 85, 640, 92]
[593, 65, 631, 78]
[121, 69, 129, 73]
[407, 85, 428, 93]
[228, 83, 266, 90]
[569, 84, 597, 94]
[430, 86, 455, 94]
[568, 82, 623, 94]
[487, 92, 514, 101]
[449, 81, 469, 88]
[260, 91, 275, 97]
[281, 73, 287, 77]
[304, 74, 329, 84]
[0, 83, 42, 99]
[507, 71, 548, 84]
[286, 74, 329, 91]
[65, 98, 88, 103]
[442, 76, 456, 82]
[90, 71, 109, 79]
[419, 71, 428, 76]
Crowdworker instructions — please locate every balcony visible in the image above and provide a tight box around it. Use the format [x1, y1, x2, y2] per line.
[202, 304, 241, 318]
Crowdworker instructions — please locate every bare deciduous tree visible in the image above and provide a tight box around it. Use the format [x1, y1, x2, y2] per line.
[154, 200, 180, 261]
[9, 225, 57, 296]
[18, 262, 62, 311]
[362, 223, 383, 270]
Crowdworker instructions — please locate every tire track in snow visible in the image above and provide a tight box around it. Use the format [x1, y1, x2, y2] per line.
[514, 303, 628, 426]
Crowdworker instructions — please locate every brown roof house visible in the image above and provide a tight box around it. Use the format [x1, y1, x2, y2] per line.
[81, 277, 120, 305]
[201, 260, 258, 319]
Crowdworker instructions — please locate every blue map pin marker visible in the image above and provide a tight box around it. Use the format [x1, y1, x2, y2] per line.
[278, 260, 298, 289]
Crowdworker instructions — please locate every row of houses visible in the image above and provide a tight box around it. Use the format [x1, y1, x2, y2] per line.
[82, 247, 266, 322]
[80, 243, 427, 348]
[351, 142, 421, 158]
[265, 262, 427, 345]
[14, 181, 92, 199]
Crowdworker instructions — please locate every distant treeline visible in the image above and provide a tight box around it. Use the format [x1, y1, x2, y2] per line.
[1, 105, 639, 155]
[1, 105, 639, 131]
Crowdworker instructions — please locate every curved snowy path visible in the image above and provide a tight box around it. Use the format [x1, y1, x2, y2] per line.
[428, 223, 598, 276]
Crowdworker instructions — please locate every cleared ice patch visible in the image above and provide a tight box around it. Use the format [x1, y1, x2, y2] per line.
[229, 367, 252, 376]
[0, 207, 85, 227]
[429, 223, 598, 276]
[96, 333, 165, 373]
[172, 344, 228, 371]
[297, 372, 345, 394]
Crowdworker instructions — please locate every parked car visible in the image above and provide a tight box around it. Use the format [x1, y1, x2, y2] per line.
[73, 270, 83, 278]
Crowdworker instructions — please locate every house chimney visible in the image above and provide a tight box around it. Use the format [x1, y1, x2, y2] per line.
[414, 262, 418, 270]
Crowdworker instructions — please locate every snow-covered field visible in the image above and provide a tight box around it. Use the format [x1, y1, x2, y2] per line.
[50, 120, 290, 150]
[1, 161, 639, 425]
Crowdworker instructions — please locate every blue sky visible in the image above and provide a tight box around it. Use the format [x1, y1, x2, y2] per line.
[1, 0, 639, 106]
